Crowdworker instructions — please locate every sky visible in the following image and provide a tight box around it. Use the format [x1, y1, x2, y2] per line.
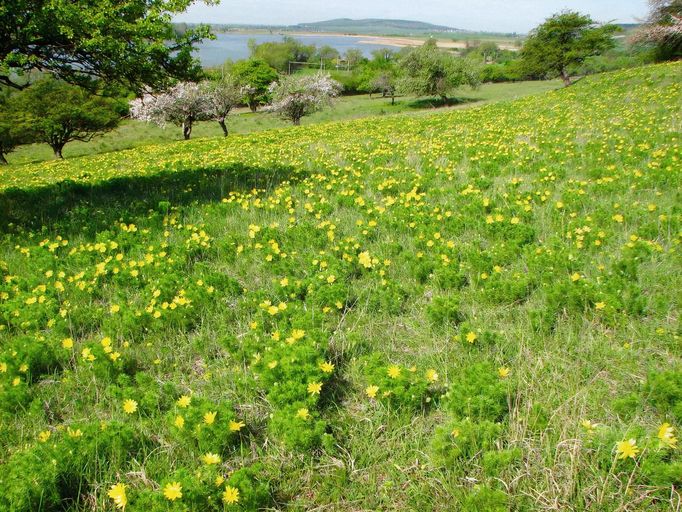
[174, 0, 650, 34]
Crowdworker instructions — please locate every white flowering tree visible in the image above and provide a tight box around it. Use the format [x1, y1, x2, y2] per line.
[129, 82, 212, 140]
[632, 0, 682, 59]
[200, 76, 243, 137]
[266, 74, 342, 126]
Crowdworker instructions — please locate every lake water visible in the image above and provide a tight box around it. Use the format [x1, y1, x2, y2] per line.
[195, 32, 395, 67]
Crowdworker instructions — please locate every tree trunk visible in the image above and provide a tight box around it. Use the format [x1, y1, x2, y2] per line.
[0, 152, 8, 165]
[560, 69, 572, 87]
[440, 95, 448, 106]
[52, 145, 64, 159]
[182, 121, 192, 140]
[249, 103, 258, 113]
[218, 119, 228, 137]
[293, 117, 301, 126]
[391, 95, 395, 106]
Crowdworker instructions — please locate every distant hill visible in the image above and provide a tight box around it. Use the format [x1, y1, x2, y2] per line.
[293, 18, 460, 35]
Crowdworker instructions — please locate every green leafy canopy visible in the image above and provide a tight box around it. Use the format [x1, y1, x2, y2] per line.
[0, 0, 216, 92]
[520, 11, 620, 84]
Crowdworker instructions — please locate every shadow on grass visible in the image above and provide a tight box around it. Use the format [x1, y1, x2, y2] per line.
[0, 162, 304, 233]
[406, 96, 482, 109]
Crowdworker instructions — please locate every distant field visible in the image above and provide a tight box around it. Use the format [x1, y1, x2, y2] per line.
[0, 63, 679, 512]
[6, 80, 559, 166]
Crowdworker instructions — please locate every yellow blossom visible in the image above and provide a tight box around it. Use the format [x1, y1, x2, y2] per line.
[425, 369, 439, 383]
[387, 365, 401, 379]
[123, 399, 137, 414]
[366, 385, 379, 398]
[174, 415, 185, 429]
[307, 381, 323, 395]
[163, 482, 182, 501]
[204, 411, 217, 425]
[177, 395, 191, 408]
[358, 251, 373, 268]
[658, 423, 677, 449]
[229, 420, 245, 432]
[616, 439, 639, 459]
[319, 361, 335, 373]
[222, 485, 240, 505]
[202, 453, 221, 465]
[108, 483, 127, 510]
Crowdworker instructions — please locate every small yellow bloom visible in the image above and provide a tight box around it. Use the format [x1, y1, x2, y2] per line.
[177, 395, 191, 408]
[62, 337, 74, 349]
[307, 381, 323, 395]
[465, 331, 477, 343]
[204, 411, 217, 425]
[358, 251, 373, 268]
[202, 452, 221, 465]
[570, 272, 581, 282]
[365, 385, 379, 398]
[497, 367, 510, 378]
[296, 408, 310, 420]
[319, 361, 335, 373]
[581, 419, 598, 433]
[222, 485, 240, 505]
[595, 302, 606, 310]
[425, 369, 439, 383]
[163, 481, 183, 501]
[229, 420, 245, 432]
[387, 365, 401, 379]
[108, 483, 127, 510]
[123, 399, 137, 414]
[658, 423, 678, 449]
[38, 430, 51, 442]
[174, 415, 185, 429]
[616, 438, 639, 460]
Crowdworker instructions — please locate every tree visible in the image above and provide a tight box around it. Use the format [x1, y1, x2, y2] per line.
[632, 0, 682, 60]
[370, 70, 399, 105]
[249, 37, 315, 72]
[11, 77, 122, 158]
[266, 74, 342, 125]
[0, 0, 212, 92]
[317, 45, 341, 66]
[231, 59, 279, 113]
[398, 40, 480, 103]
[0, 91, 32, 164]
[520, 12, 620, 86]
[343, 49, 365, 68]
[201, 76, 242, 137]
[129, 82, 212, 140]
[0, 105, 31, 165]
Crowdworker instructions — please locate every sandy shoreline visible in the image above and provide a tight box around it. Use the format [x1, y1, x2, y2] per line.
[228, 30, 520, 51]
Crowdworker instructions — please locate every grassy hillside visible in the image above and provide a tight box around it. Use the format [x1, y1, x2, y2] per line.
[4, 80, 559, 166]
[0, 62, 680, 511]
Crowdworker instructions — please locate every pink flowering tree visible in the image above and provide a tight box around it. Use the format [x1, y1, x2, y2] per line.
[266, 74, 342, 126]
